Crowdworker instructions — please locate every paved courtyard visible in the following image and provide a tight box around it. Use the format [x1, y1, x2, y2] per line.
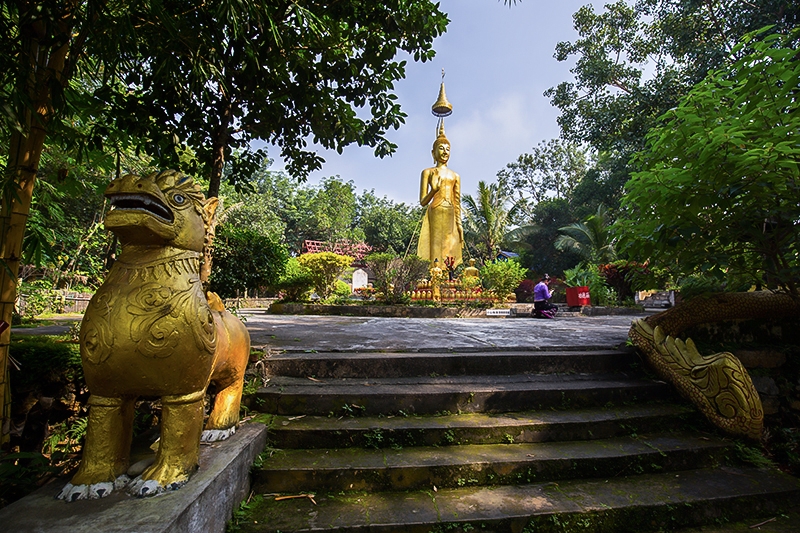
[241, 311, 648, 352]
[12, 310, 652, 352]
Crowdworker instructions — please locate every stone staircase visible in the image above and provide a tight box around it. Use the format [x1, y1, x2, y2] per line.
[236, 348, 800, 532]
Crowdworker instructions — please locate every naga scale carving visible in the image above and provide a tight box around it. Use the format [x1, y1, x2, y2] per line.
[629, 291, 799, 440]
[59, 170, 250, 501]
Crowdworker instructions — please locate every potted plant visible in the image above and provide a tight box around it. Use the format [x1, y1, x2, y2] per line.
[562, 266, 593, 307]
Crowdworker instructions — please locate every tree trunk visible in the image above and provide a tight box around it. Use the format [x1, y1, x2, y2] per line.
[0, 12, 72, 444]
[199, 99, 232, 287]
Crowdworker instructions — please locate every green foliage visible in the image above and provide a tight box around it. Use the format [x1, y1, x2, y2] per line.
[326, 280, 353, 303]
[92, 1, 449, 192]
[0, 451, 54, 508]
[227, 493, 265, 532]
[276, 257, 314, 302]
[308, 177, 365, 244]
[218, 176, 287, 239]
[497, 139, 590, 220]
[297, 252, 353, 300]
[677, 275, 726, 301]
[617, 29, 800, 297]
[228, 166, 418, 256]
[733, 440, 775, 468]
[480, 259, 527, 298]
[365, 252, 429, 305]
[17, 280, 59, 319]
[625, 264, 675, 292]
[598, 261, 650, 302]
[546, 0, 800, 217]
[9, 336, 83, 395]
[209, 224, 289, 298]
[555, 204, 616, 264]
[506, 198, 583, 277]
[563, 264, 598, 288]
[462, 181, 516, 263]
[563, 264, 615, 306]
[7, 335, 88, 484]
[43, 416, 89, 456]
[357, 190, 422, 253]
[15, 144, 148, 291]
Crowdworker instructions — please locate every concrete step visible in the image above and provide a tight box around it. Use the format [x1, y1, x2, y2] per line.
[268, 403, 698, 449]
[262, 349, 637, 378]
[245, 347, 800, 532]
[253, 431, 729, 493]
[235, 465, 800, 533]
[255, 373, 674, 416]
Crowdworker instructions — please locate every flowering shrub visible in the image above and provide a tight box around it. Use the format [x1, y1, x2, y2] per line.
[353, 287, 376, 300]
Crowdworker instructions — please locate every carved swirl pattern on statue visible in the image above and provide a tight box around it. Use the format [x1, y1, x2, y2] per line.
[81, 257, 216, 364]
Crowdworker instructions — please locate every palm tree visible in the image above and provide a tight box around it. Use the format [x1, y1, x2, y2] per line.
[462, 181, 518, 263]
[554, 205, 616, 264]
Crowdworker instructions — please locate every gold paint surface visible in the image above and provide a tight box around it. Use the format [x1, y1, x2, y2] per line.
[628, 291, 799, 440]
[417, 118, 463, 266]
[67, 170, 250, 497]
[630, 318, 763, 439]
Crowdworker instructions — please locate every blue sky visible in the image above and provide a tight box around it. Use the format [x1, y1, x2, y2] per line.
[268, 1, 594, 205]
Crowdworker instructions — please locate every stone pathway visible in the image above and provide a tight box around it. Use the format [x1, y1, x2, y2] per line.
[242, 310, 643, 352]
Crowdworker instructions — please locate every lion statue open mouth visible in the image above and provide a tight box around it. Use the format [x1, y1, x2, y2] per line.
[59, 170, 250, 501]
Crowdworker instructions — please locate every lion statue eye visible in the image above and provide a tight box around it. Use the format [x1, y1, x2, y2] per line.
[172, 193, 186, 205]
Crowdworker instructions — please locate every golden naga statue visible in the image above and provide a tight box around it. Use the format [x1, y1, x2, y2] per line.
[629, 291, 799, 440]
[417, 80, 464, 267]
[59, 170, 250, 501]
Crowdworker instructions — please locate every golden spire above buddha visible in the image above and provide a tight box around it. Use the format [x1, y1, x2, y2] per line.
[416, 72, 464, 267]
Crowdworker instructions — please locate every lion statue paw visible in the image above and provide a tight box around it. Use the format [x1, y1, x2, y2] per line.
[57, 475, 130, 502]
[201, 426, 236, 442]
[127, 476, 186, 498]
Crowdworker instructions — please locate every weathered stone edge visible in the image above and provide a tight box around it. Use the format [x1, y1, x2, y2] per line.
[0, 422, 267, 533]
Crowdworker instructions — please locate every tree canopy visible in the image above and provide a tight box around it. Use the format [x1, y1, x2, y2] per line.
[94, 1, 449, 195]
[496, 139, 589, 222]
[545, 0, 800, 202]
[616, 28, 800, 296]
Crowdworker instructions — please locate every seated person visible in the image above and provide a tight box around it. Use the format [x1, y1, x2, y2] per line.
[533, 274, 558, 318]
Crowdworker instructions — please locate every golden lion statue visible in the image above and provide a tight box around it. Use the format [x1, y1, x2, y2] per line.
[59, 170, 250, 501]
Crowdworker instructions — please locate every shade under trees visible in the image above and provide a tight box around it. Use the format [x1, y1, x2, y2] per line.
[616, 28, 800, 297]
[0, 0, 450, 442]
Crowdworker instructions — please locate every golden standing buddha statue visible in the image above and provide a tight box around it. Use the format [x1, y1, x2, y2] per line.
[417, 79, 464, 267]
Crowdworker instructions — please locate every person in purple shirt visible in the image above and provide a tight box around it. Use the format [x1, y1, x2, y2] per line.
[532, 274, 558, 318]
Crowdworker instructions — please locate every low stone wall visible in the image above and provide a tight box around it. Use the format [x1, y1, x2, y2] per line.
[635, 290, 676, 308]
[223, 297, 277, 309]
[580, 305, 645, 316]
[267, 302, 645, 319]
[268, 302, 489, 318]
